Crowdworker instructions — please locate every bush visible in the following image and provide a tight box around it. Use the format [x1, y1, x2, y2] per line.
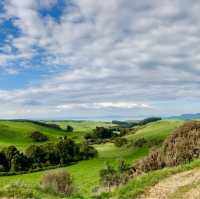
[133, 138, 147, 148]
[99, 160, 131, 190]
[114, 137, 128, 147]
[136, 121, 200, 172]
[40, 170, 74, 196]
[136, 149, 165, 172]
[99, 163, 119, 190]
[30, 131, 48, 142]
[162, 121, 200, 166]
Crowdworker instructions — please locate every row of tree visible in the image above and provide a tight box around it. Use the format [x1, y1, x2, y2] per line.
[84, 127, 130, 144]
[112, 117, 162, 128]
[0, 137, 97, 173]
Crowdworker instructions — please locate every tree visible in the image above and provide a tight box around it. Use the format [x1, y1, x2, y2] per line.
[0, 151, 8, 172]
[79, 142, 98, 160]
[42, 143, 60, 165]
[57, 137, 77, 164]
[10, 153, 31, 172]
[30, 131, 48, 142]
[3, 146, 19, 170]
[25, 145, 46, 167]
[66, 125, 74, 132]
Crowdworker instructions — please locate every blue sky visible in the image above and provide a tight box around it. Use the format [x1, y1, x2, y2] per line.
[0, 0, 200, 120]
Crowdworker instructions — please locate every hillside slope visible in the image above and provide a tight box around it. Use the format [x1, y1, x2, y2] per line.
[0, 120, 65, 149]
[0, 120, 183, 198]
[126, 120, 184, 144]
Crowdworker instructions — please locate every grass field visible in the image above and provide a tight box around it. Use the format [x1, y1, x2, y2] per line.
[0, 120, 114, 149]
[46, 120, 115, 142]
[0, 120, 65, 149]
[126, 120, 184, 144]
[0, 119, 183, 198]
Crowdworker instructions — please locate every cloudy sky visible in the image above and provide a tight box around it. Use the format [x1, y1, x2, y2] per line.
[0, 0, 200, 120]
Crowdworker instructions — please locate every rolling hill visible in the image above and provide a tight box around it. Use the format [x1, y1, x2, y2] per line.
[0, 119, 183, 198]
[167, 113, 200, 120]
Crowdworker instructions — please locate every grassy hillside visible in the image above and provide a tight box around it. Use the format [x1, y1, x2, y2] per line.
[0, 120, 66, 149]
[0, 119, 183, 198]
[126, 120, 184, 144]
[111, 158, 200, 199]
[47, 120, 113, 132]
[46, 120, 115, 142]
[0, 120, 114, 149]
[0, 143, 148, 198]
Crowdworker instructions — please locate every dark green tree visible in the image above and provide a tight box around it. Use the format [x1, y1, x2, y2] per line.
[66, 125, 74, 132]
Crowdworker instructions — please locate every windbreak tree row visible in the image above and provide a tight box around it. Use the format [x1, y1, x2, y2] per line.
[0, 137, 97, 173]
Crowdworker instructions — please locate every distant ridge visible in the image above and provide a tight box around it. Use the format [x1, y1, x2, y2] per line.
[167, 113, 200, 120]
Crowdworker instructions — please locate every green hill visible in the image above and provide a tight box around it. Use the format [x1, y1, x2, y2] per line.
[126, 120, 184, 144]
[0, 119, 183, 198]
[0, 120, 65, 149]
[0, 120, 114, 149]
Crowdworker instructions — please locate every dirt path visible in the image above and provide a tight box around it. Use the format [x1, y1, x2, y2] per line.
[137, 168, 200, 199]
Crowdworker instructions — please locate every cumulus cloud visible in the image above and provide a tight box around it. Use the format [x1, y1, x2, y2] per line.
[0, 0, 200, 118]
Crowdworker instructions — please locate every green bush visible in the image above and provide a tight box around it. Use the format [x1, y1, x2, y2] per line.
[133, 138, 147, 148]
[114, 137, 128, 147]
[30, 131, 48, 142]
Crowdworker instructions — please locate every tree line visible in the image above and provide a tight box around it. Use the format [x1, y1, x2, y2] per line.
[0, 137, 97, 173]
[84, 126, 131, 144]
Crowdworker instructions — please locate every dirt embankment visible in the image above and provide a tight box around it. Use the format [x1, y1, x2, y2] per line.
[137, 168, 200, 199]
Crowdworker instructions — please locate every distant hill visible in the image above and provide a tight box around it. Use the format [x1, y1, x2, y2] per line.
[167, 113, 200, 120]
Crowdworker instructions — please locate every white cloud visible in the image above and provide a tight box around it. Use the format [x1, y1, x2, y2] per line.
[0, 0, 200, 118]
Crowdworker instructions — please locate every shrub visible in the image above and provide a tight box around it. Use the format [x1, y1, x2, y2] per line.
[99, 163, 119, 190]
[30, 131, 48, 142]
[99, 160, 131, 191]
[136, 149, 165, 172]
[114, 137, 128, 147]
[162, 121, 200, 166]
[136, 121, 200, 172]
[118, 159, 130, 172]
[40, 170, 74, 196]
[133, 138, 147, 148]
[147, 138, 163, 147]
